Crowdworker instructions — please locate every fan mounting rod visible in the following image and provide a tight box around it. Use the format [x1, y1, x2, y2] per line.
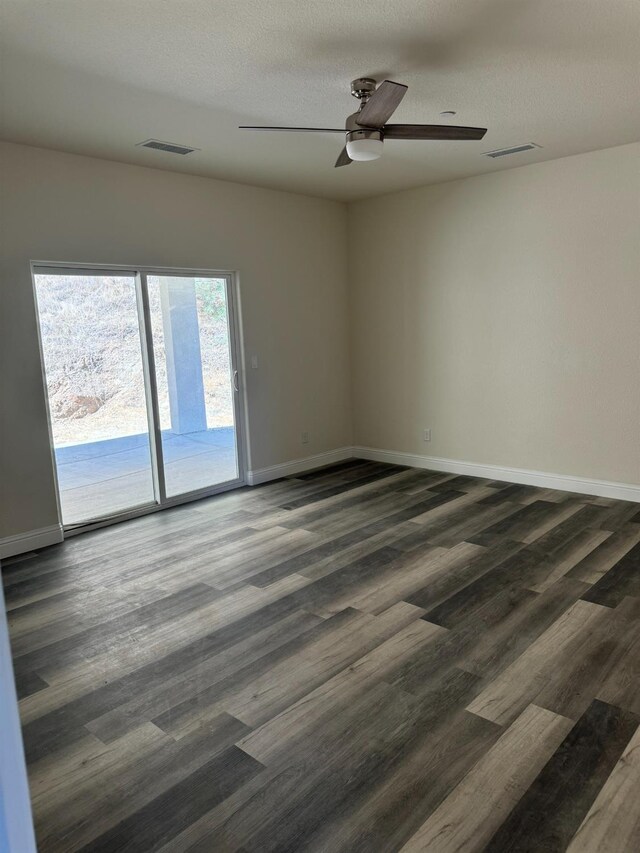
[350, 78, 377, 102]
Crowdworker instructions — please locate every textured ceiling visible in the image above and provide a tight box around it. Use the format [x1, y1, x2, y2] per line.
[1, 0, 639, 201]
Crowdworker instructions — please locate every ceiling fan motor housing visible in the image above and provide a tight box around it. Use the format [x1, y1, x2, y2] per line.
[347, 128, 383, 144]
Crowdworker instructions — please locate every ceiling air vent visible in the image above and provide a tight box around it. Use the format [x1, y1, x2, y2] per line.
[137, 139, 198, 155]
[484, 143, 541, 159]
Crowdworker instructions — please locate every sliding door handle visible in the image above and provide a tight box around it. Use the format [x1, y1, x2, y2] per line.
[233, 369, 239, 392]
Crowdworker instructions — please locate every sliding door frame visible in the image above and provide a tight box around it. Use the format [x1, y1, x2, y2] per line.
[136, 272, 168, 504]
[31, 261, 248, 537]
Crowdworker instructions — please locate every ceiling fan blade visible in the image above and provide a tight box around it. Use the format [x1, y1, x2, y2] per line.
[356, 81, 408, 128]
[239, 126, 344, 133]
[335, 147, 353, 167]
[383, 124, 487, 140]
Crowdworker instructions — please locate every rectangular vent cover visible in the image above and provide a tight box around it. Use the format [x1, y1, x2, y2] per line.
[137, 139, 198, 155]
[484, 143, 541, 158]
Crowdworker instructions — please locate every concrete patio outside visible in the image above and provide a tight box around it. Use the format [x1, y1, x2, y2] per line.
[55, 426, 238, 525]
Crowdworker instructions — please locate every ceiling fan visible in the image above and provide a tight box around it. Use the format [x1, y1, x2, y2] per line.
[240, 77, 487, 167]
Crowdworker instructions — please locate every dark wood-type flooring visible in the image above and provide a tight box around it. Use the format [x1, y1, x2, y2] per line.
[4, 460, 640, 852]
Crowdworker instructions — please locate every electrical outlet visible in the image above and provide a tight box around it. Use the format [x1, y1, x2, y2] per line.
[423, 428, 432, 442]
[301, 431, 310, 444]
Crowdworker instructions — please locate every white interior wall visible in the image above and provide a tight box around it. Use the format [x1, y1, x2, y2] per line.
[348, 142, 640, 493]
[1, 140, 639, 554]
[0, 141, 352, 548]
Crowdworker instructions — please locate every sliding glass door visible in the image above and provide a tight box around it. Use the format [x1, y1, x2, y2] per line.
[145, 275, 239, 497]
[33, 266, 244, 529]
[33, 271, 155, 525]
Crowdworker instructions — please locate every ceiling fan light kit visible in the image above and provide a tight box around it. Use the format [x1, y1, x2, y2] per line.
[240, 77, 487, 168]
[346, 129, 383, 161]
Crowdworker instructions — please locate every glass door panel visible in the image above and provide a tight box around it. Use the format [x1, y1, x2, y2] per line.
[146, 275, 240, 497]
[34, 272, 156, 525]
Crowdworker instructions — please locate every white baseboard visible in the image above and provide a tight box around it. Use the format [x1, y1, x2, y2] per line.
[352, 446, 640, 503]
[2, 450, 636, 562]
[246, 447, 354, 486]
[247, 444, 640, 502]
[0, 525, 63, 561]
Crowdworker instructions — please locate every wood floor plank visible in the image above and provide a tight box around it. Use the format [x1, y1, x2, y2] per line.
[466, 599, 612, 725]
[85, 608, 323, 744]
[405, 539, 522, 611]
[262, 468, 433, 531]
[466, 499, 569, 546]
[276, 464, 408, 510]
[80, 745, 262, 853]
[527, 527, 612, 593]
[580, 539, 640, 607]
[304, 709, 502, 853]
[15, 669, 49, 700]
[238, 609, 441, 765]
[245, 490, 461, 587]
[3, 459, 639, 852]
[346, 541, 480, 615]
[566, 722, 640, 853]
[484, 699, 640, 852]
[37, 715, 252, 852]
[28, 723, 165, 806]
[220, 670, 486, 852]
[150, 604, 418, 738]
[421, 546, 545, 629]
[18, 593, 305, 738]
[212, 602, 420, 730]
[566, 525, 640, 585]
[399, 704, 574, 853]
[407, 494, 524, 548]
[595, 598, 640, 716]
[533, 607, 636, 720]
[458, 576, 590, 679]
[11, 582, 223, 679]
